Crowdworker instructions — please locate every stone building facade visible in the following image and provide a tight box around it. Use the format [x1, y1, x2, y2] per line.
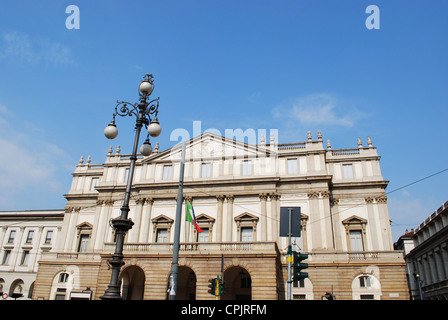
[403, 201, 448, 300]
[0, 210, 64, 300]
[33, 131, 409, 300]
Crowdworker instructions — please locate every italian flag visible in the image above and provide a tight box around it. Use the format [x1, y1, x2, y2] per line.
[185, 200, 204, 233]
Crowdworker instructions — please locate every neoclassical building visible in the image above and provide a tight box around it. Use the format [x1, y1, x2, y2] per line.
[0, 209, 64, 300]
[402, 201, 448, 300]
[33, 131, 409, 300]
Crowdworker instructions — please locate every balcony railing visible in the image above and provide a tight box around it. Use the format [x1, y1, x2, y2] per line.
[103, 241, 279, 255]
[43, 246, 404, 265]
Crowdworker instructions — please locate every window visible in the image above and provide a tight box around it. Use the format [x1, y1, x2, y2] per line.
[90, 177, 99, 191]
[152, 215, 173, 243]
[241, 227, 253, 242]
[360, 294, 375, 300]
[198, 228, 209, 242]
[162, 165, 173, 180]
[343, 164, 353, 179]
[125, 168, 130, 182]
[201, 163, 211, 178]
[287, 159, 298, 174]
[2, 250, 11, 265]
[59, 273, 69, 283]
[55, 288, 67, 300]
[77, 234, 89, 253]
[156, 229, 168, 243]
[350, 230, 364, 252]
[45, 230, 53, 244]
[26, 230, 34, 243]
[235, 213, 258, 243]
[8, 230, 16, 243]
[242, 160, 252, 176]
[20, 250, 30, 265]
[359, 276, 372, 288]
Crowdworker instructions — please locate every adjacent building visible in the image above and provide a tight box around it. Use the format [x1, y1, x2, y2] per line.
[402, 201, 448, 300]
[32, 131, 409, 300]
[0, 210, 64, 299]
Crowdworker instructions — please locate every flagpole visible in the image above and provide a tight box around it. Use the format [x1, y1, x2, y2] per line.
[168, 142, 186, 300]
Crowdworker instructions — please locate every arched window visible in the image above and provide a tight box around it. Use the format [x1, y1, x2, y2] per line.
[352, 274, 382, 300]
[51, 271, 72, 300]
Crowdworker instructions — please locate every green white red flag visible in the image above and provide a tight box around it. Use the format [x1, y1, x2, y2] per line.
[185, 200, 204, 233]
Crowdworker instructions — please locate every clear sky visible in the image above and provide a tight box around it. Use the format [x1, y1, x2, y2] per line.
[0, 1, 447, 241]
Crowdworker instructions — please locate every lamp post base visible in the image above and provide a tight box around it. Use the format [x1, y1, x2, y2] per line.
[100, 285, 123, 300]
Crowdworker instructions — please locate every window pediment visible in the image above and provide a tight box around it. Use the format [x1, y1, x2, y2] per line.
[342, 215, 367, 225]
[196, 214, 215, 223]
[234, 212, 259, 222]
[76, 222, 93, 230]
[151, 215, 174, 224]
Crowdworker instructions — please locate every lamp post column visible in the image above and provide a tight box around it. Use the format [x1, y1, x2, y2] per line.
[100, 106, 145, 300]
[100, 74, 161, 300]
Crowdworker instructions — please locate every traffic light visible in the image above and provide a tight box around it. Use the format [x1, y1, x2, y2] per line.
[293, 252, 309, 281]
[217, 276, 225, 296]
[208, 278, 217, 296]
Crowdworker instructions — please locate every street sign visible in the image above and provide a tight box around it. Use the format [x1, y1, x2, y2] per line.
[279, 207, 301, 237]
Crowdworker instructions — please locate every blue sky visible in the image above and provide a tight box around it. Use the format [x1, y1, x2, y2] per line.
[0, 0, 447, 241]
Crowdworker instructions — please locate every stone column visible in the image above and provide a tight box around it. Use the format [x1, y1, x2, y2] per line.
[330, 198, 343, 250]
[308, 192, 322, 250]
[377, 196, 393, 250]
[321, 191, 334, 250]
[226, 195, 234, 241]
[270, 194, 279, 242]
[216, 195, 225, 242]
[64, 207, 79, 251]
[130, 198, 144, 243]
[91, 200, 105, 250]
[102, 200, 115, 243]
[365, 197, 378, 251]
[139, 198, 153, 243]
[56, 208, 71, 251]
[259, 194, 268, 241]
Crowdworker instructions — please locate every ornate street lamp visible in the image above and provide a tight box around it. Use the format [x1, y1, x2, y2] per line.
[100, 74, 161, 300]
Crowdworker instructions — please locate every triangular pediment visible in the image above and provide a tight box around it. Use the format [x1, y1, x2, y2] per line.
[234, 212, 259, 221]
[342, 215, 367, 225]
[142, 132, 272, 163]
[76, 221, 93, 230]
[151, 214, 174, 224]
[196, 213, 215, 222]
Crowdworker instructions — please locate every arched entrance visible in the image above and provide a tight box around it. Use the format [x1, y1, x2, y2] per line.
[222, 266, 251, 300]
[120, 266, 145, 300]
[9, 279, 24, 300]
[168, 266, 196, 300]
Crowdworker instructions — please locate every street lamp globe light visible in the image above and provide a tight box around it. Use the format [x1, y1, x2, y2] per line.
[104, 121, 118, 139]
[138, 77, 154, 96]
[140, 137, 153, 156]
[147, 116, 162, 137]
